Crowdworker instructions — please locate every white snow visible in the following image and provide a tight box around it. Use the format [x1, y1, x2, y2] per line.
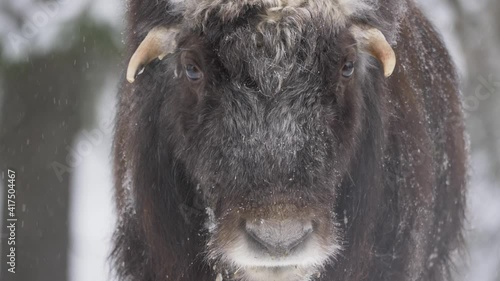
[0, 0, 123, 60]
[68, 76, 118, 281]
[460, 151, 500, 281]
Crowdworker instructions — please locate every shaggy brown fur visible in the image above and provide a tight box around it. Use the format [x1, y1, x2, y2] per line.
[112, 1, 466, 280]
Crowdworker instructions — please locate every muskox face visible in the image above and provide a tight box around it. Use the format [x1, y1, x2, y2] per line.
[177, 27, 357, 279]
[127, 2, 395, 280]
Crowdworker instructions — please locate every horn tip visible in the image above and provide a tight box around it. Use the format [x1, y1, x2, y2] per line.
[126, 70, 136, 83]
[384, 52, 396, 77]
[384, 64, 395, 77]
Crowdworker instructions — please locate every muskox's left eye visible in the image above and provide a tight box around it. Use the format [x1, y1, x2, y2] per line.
[185, 64, 203, 81]
[342, 61, 355, 78]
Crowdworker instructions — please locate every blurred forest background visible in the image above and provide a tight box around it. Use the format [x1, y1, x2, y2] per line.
[0, 0, 499, 281]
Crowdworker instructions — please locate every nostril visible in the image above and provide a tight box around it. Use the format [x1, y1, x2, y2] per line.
[245, 219, 313, 256]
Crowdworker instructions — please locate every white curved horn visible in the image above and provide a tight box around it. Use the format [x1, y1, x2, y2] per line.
[127, 26, 181, 83]
[350, 25, 396, 77]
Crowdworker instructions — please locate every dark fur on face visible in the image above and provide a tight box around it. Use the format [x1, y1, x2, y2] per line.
[112, 1, 467, 281]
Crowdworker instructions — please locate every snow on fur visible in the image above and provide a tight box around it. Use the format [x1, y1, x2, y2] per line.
[171, 0, 378, 27]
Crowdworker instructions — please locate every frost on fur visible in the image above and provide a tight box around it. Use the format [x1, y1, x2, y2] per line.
[170, 0, 378, 27]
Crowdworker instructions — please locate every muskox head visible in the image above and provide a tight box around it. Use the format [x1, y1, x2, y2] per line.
[126, 1, 395, 280]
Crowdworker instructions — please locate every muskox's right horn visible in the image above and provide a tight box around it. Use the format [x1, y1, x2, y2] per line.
[127, 26, 181, 83]
[350, 25, 396, 77]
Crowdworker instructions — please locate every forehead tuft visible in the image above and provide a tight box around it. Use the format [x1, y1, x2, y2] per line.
[172, 0, 377, 28]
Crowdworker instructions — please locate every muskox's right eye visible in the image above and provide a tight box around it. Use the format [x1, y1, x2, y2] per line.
[342, 61, 355, 78]
[185, 64, 203, 81]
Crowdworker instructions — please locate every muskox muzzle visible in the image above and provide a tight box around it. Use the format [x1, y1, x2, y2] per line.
[245, 219, 313, 256]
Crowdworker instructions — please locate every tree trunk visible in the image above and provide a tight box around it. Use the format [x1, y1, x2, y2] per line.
[0, 54, 84, 281]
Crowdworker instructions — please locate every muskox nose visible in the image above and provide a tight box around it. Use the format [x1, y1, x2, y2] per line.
[245, 219, 313, 256]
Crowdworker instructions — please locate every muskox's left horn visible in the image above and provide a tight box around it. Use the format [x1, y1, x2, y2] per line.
[350, 25, 396, 77]
[127, 26, 181, 83]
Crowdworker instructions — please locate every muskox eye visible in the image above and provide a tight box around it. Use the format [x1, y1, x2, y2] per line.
[342, 61, 355, 78]
[185, 64, 202, 81]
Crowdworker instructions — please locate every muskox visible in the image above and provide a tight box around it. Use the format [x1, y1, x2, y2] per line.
[112, 1, 467, 281]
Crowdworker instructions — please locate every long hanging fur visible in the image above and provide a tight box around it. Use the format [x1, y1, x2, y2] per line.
[112, 1, 466, 281]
